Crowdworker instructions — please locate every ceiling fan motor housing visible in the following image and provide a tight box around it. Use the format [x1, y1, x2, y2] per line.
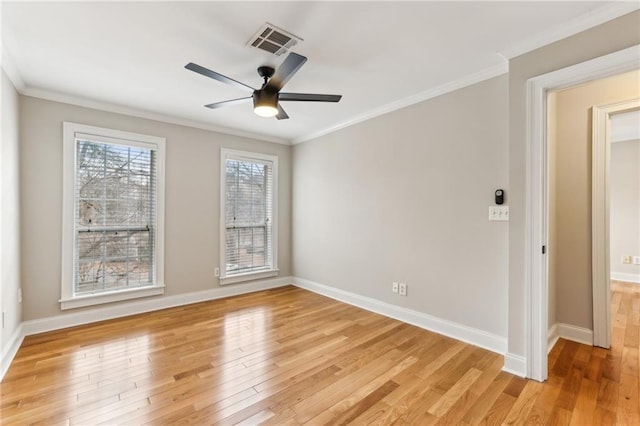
[253, 89, 279, 116]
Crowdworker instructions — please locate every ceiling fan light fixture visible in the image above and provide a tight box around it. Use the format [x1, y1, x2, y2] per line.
[254, 105, 278, 117]
[253, 90, 279, 117]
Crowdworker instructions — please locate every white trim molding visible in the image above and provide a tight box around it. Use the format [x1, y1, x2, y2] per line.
[548, 323, 560, 353]
[293, 62, 508, 144]
[292, 277, 507, 355]
[0, 323, 25, 381]
[525, 44, 640, 383]
[1, 43, 25, 91]
[21, 86, 289, 146]
[611, 272, 640, 284]
[23, 276, 292, 337]
[219, 149, 279, 286]
[592, 98, 640, 348]
[499, 2, 640, 59]
[60, 284, 166, 310]
[558, 323, 594, 346]
[503, 353, 527, 378]
[1, 276, 291, 381]
[61, 122, 167, 310]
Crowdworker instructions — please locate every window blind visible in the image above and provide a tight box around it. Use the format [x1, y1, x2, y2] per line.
[224, 157, 274, 275]
[74, 138, 157, 295]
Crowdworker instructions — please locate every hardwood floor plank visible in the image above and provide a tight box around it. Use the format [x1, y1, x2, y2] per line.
[568, 377, 599, 426]
[617, 372, 640, 425]
[524, 377, 561, 425]
[501, 380, 542, 425]
[555, 366, 584, 411]
[461, 370, 512, 425]
[428, 367, 482, 417]
[2, 283, 640, 425]
[478, 392, 517, 425]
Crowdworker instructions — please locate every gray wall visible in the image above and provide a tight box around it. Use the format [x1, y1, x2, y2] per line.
[1, 70, 22, 350]
[553, 71, 639, 330]
[292, 75, 509, 337]
[508, 10, 640, 356]
[611, 139, 640, 280]
[19, 96, 292, 321]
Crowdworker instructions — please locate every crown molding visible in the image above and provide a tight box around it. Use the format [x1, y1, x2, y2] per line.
[499, 2, 640, 59]
[21, 86, 290, 145]
[1, 44, 26, 91]
[292, 61, 509, 145]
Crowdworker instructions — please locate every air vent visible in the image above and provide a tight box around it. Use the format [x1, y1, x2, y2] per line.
[247, 23, 303, 56]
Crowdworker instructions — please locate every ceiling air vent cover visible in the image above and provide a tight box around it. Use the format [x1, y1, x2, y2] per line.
[247, 23, 303, 56]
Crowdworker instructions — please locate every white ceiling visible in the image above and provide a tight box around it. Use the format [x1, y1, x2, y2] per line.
[611, 109, 640, 143]
[2, 1, 637, 144]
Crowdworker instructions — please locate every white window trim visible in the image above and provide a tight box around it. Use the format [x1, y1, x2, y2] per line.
[61, 122, 166, 310]
[219, 148, 278, 285]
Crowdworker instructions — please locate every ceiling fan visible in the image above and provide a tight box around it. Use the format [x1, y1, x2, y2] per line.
[185, 52, 342, 120]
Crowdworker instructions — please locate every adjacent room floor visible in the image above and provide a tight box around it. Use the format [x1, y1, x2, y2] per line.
[1, 283, 638, 424]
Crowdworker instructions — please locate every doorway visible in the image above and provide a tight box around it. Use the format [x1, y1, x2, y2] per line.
[592, 100, 640, 348]
[546, 82, 639, 354]
[525, 45, 640, 382]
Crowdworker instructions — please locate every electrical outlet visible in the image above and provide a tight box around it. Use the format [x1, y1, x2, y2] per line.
[392, 282, 399, 294]
[633, 256, 640, 265]
[18, 288, 22, 303]
[399, 282, 407, 296]
[214, 267, 220, 277]
[623, 256, 632, 264]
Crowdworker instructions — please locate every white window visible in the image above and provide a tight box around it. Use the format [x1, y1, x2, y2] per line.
[220, 149, 278, 285]
[61, 123, 165, 309]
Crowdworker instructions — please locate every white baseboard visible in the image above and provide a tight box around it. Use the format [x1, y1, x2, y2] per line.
[2, 276, 292, 381]
[292, 277, 507, 355]
[557, 323, 593, 346]
[22, 276, 293, 337]
[5, 275, 511, 381]
[503, 352, 527, 378]
[1, 276, 291, 381]
[548, 323, 559, 353]
[1, 323, 25, 382]
[611, 272, 640, 284]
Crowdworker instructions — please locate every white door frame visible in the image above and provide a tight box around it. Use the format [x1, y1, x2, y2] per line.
[526, 44, 640, 382]
[592, 99, 640, 349]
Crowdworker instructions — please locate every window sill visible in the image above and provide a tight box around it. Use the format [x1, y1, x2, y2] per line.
[60, 284, 165, 310]
[220, 269, 279, 285]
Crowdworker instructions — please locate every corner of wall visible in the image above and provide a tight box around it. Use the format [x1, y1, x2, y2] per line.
[502, 353, 527, 378]
[0, 324, 24, 381]
[1, 68, 24, 382]
[292, 276, 508, 356]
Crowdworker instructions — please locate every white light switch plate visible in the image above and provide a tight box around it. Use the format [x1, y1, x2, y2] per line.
[489, 206, 509, 221]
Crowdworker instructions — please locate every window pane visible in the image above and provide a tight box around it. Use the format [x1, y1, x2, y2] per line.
[225, 160, 267, 226]
[74, 140, 155, 295]
[225, 226, 267, 272]
[223, 153, 274, 277]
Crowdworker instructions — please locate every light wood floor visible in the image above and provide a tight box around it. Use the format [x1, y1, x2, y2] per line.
[1, 283, 638, 425]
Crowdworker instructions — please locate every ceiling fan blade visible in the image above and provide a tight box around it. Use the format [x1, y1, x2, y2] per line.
[265, 53, 307, 92]
[204, 97, 252, 109]
[279, 93, 342, 102]
[185, 62, 255, 93]
[275, 105, 289, 120]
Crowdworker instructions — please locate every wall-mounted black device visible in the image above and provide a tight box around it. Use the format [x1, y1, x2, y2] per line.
[495, 189, 505, 205]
